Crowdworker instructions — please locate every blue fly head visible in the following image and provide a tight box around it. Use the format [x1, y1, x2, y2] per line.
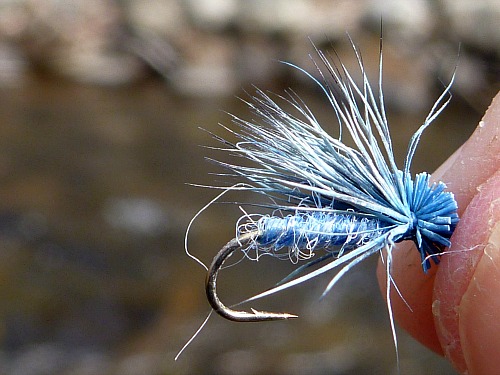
[399, 172, 459, 272]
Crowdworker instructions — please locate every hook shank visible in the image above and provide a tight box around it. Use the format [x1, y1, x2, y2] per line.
[206, 232, 298, 322]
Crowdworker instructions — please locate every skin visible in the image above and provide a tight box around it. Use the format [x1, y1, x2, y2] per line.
[377, 91, 500, 374]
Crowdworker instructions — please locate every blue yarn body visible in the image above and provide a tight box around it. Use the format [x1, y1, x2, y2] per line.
[256, 212, 387, 251]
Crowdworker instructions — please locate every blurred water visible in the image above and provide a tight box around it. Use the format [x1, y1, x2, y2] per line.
[0, 71, 482, 375]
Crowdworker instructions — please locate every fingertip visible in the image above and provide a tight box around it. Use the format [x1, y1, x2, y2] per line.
[460, 221, 500, 375]
[433, 169, 500, 374]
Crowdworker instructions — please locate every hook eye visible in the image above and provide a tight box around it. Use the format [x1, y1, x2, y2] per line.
[205, 232, 298, 322]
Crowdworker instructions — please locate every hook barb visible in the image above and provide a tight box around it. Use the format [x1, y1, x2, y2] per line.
[206, 232, 298, 322]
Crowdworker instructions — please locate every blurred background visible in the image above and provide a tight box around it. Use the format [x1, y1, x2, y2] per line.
[0, 0, 497, 374]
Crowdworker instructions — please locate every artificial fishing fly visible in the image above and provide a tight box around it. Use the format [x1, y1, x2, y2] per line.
[179, 35, 458, 361]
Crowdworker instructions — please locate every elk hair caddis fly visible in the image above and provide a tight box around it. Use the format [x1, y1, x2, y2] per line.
[177, 33, 459, 366]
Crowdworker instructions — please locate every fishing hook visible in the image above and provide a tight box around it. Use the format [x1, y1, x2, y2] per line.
[205, 231, 299, 322]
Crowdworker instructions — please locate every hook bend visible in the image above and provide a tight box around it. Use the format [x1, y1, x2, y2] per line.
[205, 232, 298, 322]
